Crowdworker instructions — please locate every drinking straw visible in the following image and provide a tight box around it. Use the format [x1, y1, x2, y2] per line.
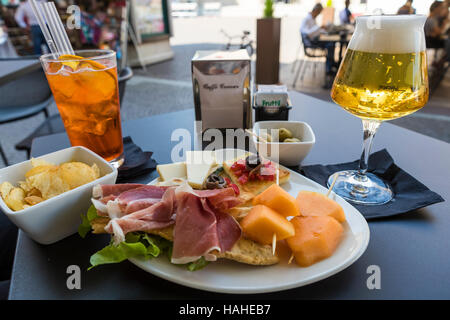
[29, 0, 57, 56]
[50, 2, 74, 55]
[41, 2, 65, 54]
[30, 0, 75, 56]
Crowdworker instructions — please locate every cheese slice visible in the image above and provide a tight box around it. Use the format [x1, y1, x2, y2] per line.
[186, 150, 217, 189]
[156, 162, 187, 181]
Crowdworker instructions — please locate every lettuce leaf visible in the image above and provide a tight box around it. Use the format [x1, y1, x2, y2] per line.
[88, 232, 172, 270]
[78, 205, 100, 238]
[88, 241, 148, 270]
[165, 243, 209, 271]
[82, 206, 209, 271]
[187, 257, 209, 271]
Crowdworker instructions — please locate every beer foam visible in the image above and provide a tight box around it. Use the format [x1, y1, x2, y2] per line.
[348, 15, 427, 54]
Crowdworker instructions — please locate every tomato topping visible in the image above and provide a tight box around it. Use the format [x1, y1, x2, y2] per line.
[230, 183, 240, 196]
[238, 174, 248, 184]
[230, 158, 276, 184]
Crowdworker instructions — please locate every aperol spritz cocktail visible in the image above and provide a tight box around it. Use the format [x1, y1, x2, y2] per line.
[40, 50, 123, 165]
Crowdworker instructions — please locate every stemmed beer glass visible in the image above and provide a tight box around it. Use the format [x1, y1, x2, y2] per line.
[328, 15, 428, 205]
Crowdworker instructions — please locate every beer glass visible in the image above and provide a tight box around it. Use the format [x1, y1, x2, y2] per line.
[41, 50, 124, 167]
[329, 15, 428, 204]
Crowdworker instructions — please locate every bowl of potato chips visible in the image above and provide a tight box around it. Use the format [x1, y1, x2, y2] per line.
[0, 146, 117, 244]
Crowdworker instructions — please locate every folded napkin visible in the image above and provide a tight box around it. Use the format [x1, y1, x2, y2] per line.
[300, 149, 445, 219]
[117, 136, 157, 182]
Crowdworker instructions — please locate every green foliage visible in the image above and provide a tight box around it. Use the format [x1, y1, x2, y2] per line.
[263, 0, 274, 18]
[81, 206, 210, 271]
[78, 205, 100, 238]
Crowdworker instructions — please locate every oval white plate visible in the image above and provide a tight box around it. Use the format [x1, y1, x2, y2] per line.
[129, 149, 370, 294]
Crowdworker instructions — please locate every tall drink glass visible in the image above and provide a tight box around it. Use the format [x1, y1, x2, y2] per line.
[329, 15, 428, 205]
[40, 50, 124, 167]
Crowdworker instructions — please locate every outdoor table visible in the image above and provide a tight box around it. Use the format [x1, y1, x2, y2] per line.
[8, 91, 450, 299]
[318, 33, 352, 66]
[0, 58, 40, 86]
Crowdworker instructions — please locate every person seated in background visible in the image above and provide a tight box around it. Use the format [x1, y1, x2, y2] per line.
[339, 0, 354, 25]
[425, 1, 450, 62]
[14, 0, 48, 55]
[438, 0, 449, 33]
[397, 0, 416, 15]
[300, 3, 337, 88]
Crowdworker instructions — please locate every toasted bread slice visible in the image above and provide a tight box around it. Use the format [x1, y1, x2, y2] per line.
[226, 204, 253, 221]
[90, 218, 278, 265]
[223, 158, 290, 196]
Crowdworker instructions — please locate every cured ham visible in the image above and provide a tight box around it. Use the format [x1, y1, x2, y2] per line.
[104, 187, 176, 244]
[92, 182, 242, 261]
[92, 184, 143, 199]
[170, 183, 242, 264]
[92, 185, 168, 218]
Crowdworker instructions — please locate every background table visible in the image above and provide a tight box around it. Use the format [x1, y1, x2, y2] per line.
[8, 91, 450, 299]
[318, 33, 352, 66]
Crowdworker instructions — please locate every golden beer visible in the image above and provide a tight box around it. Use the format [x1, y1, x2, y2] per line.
[327, 15, 428, 205]
[331, 49, 428, 121]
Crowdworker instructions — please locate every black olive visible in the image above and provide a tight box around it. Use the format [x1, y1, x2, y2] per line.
[205, 173, 226, 189]
[245, 154, 261, 170]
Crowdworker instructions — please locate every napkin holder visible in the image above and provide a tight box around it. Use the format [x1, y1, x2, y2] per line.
[192, 50, 252, 131]
[253, 86, 292, 121]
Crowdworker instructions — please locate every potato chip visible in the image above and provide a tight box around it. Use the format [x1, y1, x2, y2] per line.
[26, 188, 42, 198]
[58, 162, 99, 189]
[1, 160, 102, 211]
[91, 163, 100, 180]
[0, 181, 14, 200]
[25, 165, 57, 178]
[18, 180, 33, 193]
[26, 167, 70, 200]
[30, 158, 54, 168]
[24, 195, 44, 206]
[4, 187, 26, 211]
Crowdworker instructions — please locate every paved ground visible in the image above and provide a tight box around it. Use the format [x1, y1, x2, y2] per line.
[1, 5, 449, 168]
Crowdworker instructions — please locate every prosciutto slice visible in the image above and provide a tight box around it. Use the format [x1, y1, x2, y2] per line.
[170, 183, 242, 264]
[92, 183, 143, 199]
[94, 182, 242, 262]
[92, 184, 168, 218]
[104, 187, 176, 244]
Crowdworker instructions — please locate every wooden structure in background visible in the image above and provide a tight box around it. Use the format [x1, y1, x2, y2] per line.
[255, 17, 281, 85]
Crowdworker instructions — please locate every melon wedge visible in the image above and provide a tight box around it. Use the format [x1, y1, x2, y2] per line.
[240, 204, 295, 245]
[296, 191, 346, 223]
[252, 184, 300, 217]
[286, 216, 344, 267]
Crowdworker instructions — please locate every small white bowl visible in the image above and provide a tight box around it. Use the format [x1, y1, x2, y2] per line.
[252, 121, 316, 166]
[0, 146, 117, 244]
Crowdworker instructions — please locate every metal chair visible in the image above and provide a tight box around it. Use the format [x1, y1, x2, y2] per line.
[0, 58, 52, 166]
[292, 33, 327, 88]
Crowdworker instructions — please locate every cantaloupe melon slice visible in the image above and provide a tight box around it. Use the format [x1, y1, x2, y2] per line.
[286, 216, 344, 267]
[240, 205, 295, 245]
[252, 184, 300, 217]
[296, 191, 346, 223]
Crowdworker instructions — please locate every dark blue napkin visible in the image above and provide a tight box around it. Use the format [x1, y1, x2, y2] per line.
[117, 136, 157, 182]
[300, 149, 445, 219]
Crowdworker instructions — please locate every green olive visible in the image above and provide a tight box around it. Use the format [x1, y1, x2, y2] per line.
[278, 128, 293, 142]
[283, 138, 301, 143]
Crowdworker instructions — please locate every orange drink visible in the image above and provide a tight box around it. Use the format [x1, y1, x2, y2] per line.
[40, 50, 124, 165]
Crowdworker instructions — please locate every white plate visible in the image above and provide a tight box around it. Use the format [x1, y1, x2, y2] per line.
[129, 149, 370, 294]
